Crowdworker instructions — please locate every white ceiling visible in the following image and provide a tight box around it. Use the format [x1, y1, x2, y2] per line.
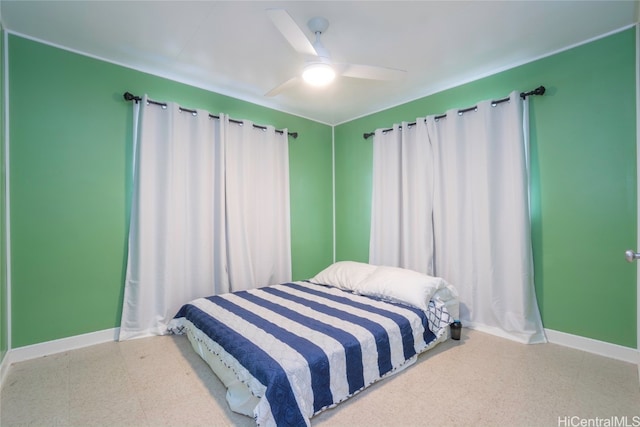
[1, 1, 637, 125]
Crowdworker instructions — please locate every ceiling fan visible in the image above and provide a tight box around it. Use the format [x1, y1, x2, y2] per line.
[265, 9, 407, 97]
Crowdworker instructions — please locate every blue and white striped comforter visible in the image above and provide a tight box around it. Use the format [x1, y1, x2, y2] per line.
[169, 281, 452, 427]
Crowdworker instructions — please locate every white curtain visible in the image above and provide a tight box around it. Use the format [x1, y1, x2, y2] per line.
[370, 91, 546, 344]
[119, 97, 291, 340]
[369, 121, 435, 275]
[225, 121, 292, 290]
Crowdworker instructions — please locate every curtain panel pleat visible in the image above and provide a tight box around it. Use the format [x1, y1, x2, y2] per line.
[369, 122, 435, 275]
[225, 121, 292, 290]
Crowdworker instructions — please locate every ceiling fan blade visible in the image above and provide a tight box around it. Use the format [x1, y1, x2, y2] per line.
[267, 9, 318, 57]
[265, 76, 300, 97]
[339, 63, 407, 81]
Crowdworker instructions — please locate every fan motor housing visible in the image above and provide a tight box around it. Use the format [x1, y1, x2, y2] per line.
[307, 17, 329, 34]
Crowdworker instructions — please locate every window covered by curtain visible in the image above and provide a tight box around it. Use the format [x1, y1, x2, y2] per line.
[119, 97, 291, 341]
[370, 91, 545, 344]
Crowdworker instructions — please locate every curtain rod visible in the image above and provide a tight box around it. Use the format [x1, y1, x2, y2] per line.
[123, 92, 298, 139]
[362, 85, 546, 140]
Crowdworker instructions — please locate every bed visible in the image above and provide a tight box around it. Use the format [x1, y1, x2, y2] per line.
[168, 261, 459, 427]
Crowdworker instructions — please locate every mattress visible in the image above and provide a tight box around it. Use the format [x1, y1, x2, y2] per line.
[169, 280, 453, 426]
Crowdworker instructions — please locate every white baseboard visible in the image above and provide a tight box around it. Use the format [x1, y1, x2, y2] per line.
[0, 327, 119, 389]
[545, 328, 639, 365]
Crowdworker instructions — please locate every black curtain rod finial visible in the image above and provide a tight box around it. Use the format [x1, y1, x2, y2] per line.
[123, 91, 142, 103]
[520, 85, 545, 100]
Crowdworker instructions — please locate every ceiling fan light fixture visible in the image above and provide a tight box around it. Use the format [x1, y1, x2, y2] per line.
[302, 62, 336, 86]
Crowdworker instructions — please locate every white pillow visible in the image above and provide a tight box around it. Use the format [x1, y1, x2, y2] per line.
[309, 261, 377, 291]
[355, 265, 448, 311]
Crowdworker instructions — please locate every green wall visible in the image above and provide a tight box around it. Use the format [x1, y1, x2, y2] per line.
[335, 28, 637, 348]
[5, 28, 638, 350]
[8, 35, 333, 348]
